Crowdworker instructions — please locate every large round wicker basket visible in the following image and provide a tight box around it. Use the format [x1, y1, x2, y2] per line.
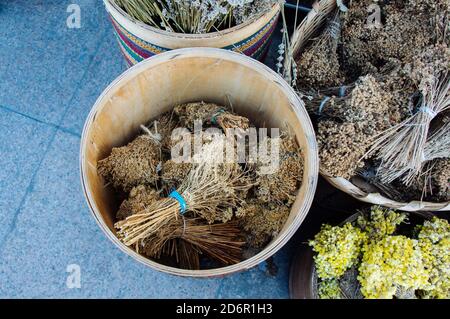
[287, 0, 450, 212]
[80, 48, 319, 277]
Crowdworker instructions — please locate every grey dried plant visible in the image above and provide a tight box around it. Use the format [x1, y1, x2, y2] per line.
[369, 75, 450, 185]
[114, 135, 253, 247]
[296, 11, 345, 89]
[113, 0, 278, 34]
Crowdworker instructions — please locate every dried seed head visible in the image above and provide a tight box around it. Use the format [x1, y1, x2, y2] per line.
[117, 185, 160, 220]
[97, 135, 161, 192]
[318, 121, 369, 178]
[236, 200, 290, 248]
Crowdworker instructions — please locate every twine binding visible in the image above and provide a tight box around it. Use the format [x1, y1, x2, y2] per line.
[211, 109, 226, 124]
[328, 20, 341, 39]
[169, 190, 187, 215]
[418, 106, 437, 119]
[318, 96, 331, 114]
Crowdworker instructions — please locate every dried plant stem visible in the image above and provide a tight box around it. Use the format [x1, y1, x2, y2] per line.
[115, 161, 251, 246]
[423, 118, 450, 162]
[368, 75, 450, 184]
[146, 219, 245, 265]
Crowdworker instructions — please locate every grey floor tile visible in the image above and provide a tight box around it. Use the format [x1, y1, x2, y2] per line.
[61, 29, 127, 135]
[215, 247, 291, 299]
[0, 130, 222, 298]
[0, 107, 55, 243]
[0, 0, 109, 124]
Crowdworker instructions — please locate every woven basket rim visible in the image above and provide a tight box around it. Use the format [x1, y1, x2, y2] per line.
[104, 0, 280, 40]
[290, 0, 450, 212]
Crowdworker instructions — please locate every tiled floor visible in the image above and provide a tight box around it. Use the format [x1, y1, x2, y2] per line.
[0, 1, 363, 298]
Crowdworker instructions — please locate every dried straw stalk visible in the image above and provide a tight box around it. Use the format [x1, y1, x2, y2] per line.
[369, 74, 450, 185]
[423, 117, 450, 162]
[146, 219, 245, 265]
[157, 239, 201, 270]
[115, 162, 249, 246]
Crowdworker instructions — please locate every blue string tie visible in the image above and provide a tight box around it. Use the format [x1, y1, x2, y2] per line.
[168, 190, 187, 215]
[339, 86, 346, 97]
[318, 96, 331, 115]
[211, 109, 226, 124]
[418, 106, 437, 119]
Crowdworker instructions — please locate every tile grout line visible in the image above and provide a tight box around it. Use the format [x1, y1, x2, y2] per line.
[0, 104, 81, 138]
[0, 31, 109, 254]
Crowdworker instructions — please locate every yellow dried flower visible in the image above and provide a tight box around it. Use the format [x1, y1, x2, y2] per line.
[358, 236, 428, 299]
[357, 206, 407, 240]
[418, 217, 450, 244]
[417, 217, 450, 299]
[318, 279, 342, 299]
[309, 223, 366, 280]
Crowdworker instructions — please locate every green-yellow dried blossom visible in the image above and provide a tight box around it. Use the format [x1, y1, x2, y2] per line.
[417, 217, 450, 299]
[357, 206, 407, 240]
[418, 238, 450, 299]
[309, 223, 367, 280]
[358, 236, 429, 299]
[417, 217, 450, 244]
[318, 279, 342, 299]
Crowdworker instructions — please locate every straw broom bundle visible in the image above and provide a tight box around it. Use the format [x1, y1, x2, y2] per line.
[150, 239, 201, 270]
[144, 219, 245, 266]
[369, 74, 450, 185]
[423, 117, 450, 163]
[397, 117, 450, 187]
[115, 136, 253, 247]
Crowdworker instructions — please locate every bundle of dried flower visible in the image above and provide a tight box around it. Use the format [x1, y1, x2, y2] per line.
[113, 0, 277, 34]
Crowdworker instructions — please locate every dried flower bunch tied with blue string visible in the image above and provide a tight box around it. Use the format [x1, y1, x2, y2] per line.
[291, 0, 450, 203]
[97, 101, 304, 269]
[113, 0, 278, 34]
[309, 207, 450, 299]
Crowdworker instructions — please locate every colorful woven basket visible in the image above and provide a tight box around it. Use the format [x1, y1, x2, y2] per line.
[103, 0, 281, 66]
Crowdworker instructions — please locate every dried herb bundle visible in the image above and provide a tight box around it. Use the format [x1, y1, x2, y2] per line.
[236, 200, 290, 248]
[99, 101, 304, 269]
[369, 74, 450, 185]
[256, 135, 304, 204]
[296, 12, 344, 89]
[115, 160, 251, 246]
[97, 135, 161, 192]
[113, 0, 277, 34]
[174, 102, 250, 131]
[143, 219, 245, 266]
[293, 1, 450, 202]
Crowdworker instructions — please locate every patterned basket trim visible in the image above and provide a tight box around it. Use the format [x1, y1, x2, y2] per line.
[109, 12, 278, 64]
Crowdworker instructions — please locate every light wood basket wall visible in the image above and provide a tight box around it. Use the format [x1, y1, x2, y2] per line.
[80, 48, 319, 277]
[288, 0, 450, 212]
